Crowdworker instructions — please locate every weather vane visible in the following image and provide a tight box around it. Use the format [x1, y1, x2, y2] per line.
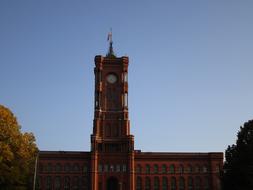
[106, 28, 115, 57]
[107, 28, 113, 43]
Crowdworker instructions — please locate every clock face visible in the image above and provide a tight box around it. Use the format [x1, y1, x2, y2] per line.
[106, 74, 117, 84]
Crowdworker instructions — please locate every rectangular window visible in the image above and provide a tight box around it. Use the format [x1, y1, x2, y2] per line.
[122, 164, 127, 172]
[104, 164, 108, 172]
[98, 164, 102, 172]
[116, 165, 120, 172]
[124, 72, 128, 82]
[124, 93, 128, 107]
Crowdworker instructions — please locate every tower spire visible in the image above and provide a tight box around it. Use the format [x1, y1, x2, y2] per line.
[106, 28, 116, 57]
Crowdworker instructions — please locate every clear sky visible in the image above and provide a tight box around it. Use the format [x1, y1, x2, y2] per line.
[1, 0, 253, 153]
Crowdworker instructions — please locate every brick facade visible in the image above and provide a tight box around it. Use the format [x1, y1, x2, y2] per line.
[35, 50, 223, 190]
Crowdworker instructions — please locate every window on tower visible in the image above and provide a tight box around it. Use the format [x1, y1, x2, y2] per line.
[124, 93, 128, 107]
[124, 72, 128, 82]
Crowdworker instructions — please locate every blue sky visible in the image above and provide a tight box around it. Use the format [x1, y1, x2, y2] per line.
[1, 1, 253, 152]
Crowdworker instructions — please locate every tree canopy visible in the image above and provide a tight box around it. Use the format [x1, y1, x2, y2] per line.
[222, 120, 253, 190]
[0, 105, 38, 190]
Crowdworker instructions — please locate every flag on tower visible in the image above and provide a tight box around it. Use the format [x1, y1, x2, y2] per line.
[107, 30, 112, 42]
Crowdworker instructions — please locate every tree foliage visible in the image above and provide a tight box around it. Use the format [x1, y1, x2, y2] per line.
[222, 120, 253, 190]
[0, 105, 38, 190]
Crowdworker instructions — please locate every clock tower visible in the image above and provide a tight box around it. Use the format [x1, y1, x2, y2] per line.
[90, 35, 135, 190]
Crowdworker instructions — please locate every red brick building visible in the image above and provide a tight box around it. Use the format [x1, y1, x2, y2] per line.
[35, 40, 223, 190]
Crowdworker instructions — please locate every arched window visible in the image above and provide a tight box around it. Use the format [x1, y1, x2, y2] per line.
[195, 177, 201, 190]
[146, 164, 150, 174]
[203, 165, 208, 173]
[122, 164, 127, 172]
[73, 176, 80, 190]
[170, 177, 176, 190]
[169, 165, 175, 174]
[45, 176, 52, 190]
[83, 165, 88, 173]
[154, 164, 159, 174]
[216, 164, 220, 173]
[104, 164, 109, 172]
[116, 164, 120, 172]
[145, 177, 151, 190]
[54, 176, 61, 190]
[64, 176, 70, 190]
[162, 164, 167, 174]
[55, 163, 62, 172]
[162, 177, 168, 190]
[136, 164, 142, 174]
[98, 164, 102, 172]
[187, 164, 193, 173]
[188, 177, 194, 190]
[136, 177, 142, 190]
[154, 176, 160, 190]
[204, 177, 210, 190]
[179, 165, 184, 174]
[73, 163, 80, 172]
[195, 165, 200, 173]
[36, 176, 42, 190]
[179, 177, 185, 190]
[64, 163, 71, 172]
[81, 177, 88, 190]
[47, 163, 52, 172]
[39, 163, 44, 172]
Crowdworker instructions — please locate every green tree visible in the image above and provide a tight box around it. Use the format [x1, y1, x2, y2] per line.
[0, 105, 38, 190]
[222, 120, 253, 190]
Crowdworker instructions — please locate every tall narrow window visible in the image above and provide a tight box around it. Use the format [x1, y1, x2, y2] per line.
[116, 164, 120, 172]
[195, 165, 200, 173]
[136, 164, 142, 174]
[136, 177, 142, 190]
[47, 163, 52, 172]
[83, 165, 88, 173]
[64, 163, 70, 172]
[124, 93, 128, 107]
[98, 164, 102, 172]
[104, 164, 109, 172]
[195, 177, 201, 190]
[73, 176, 79, 190]
[124, 72, 128, 82]
[146, 164, 150, 174]
[154, 164, 159, 174]
[55, 163, 62, 172]
[54, 176, 61, 190]
[171, 177, 176, 190]
[169, 165, 175, 174]
[162, 165, 167, 174]
[188, 177, 194, 190]
[154, 177, 160, 190]
[204, 177, 210, 190]
[179, 177, 185, 190]
[64, 176, 70, 190]
[46, 176, 52, 190]
[36, 176, 42, 190]
[73, 163, 80, 172]
[203, 165, 208, 173]
[162, 177, 168, 190]
[187, 164, 193, 173]
[95, 92, 99, 107]
[179, 165, 184, 174]
[122, 164, 127, 172]
[145, 177, 151, 190]
[81, 177, 88, 190]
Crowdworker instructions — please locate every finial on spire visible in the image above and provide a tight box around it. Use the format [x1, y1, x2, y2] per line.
[106, 28, 116, 57]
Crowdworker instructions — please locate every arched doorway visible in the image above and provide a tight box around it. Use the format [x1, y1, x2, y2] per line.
[107, 177, 119, 190]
